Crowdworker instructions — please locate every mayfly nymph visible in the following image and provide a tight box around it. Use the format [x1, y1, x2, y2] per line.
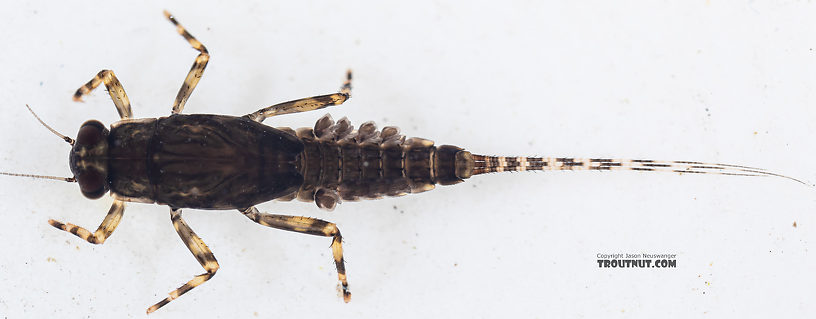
[1, 11, 807, 314]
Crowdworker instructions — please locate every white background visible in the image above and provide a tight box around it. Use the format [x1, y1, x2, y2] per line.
[2, 1, 816, 318]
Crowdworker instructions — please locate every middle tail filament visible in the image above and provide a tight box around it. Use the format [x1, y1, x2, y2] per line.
[470, 155, 807, 185]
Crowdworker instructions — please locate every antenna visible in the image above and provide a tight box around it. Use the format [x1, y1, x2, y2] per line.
[0, 105, 77, 183]
[0, 172, 76, 183]
[25, 104, 74, 145]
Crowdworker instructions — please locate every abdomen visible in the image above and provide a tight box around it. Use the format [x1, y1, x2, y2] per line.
[276, 115, 473, 210]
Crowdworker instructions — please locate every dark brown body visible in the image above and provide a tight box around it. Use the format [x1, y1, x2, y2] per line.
[108, 114, 303, 209]
[104, 114, 474, 211]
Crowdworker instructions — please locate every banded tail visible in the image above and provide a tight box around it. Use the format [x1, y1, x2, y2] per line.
[470, 155, 808, 185]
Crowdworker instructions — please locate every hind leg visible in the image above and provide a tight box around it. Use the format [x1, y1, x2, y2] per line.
[240, 206, 350, 302]
[244, 70, 353, 123]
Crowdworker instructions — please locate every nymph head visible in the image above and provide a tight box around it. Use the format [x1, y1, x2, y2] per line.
[69, 120, 110, 199]
[0, 106, 109, 199]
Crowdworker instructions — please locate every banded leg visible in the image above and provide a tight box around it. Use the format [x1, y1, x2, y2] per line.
[48, 200, 125, 244]
[240, 207, 350, 302]
[244, 70, 353, 123]
[164, 10, 210, 114]
[339, 69, 352, 95]
[73, 70, 133, 120]
[148, 208, 219, 314]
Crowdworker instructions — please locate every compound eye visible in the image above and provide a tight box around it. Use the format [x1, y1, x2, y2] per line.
[77, 169, 106, 199]
[76, 120, 106, 146]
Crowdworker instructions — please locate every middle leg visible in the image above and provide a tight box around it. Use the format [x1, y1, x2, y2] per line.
[147, 208, 220, 314]
[164, 10, 210, 114]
